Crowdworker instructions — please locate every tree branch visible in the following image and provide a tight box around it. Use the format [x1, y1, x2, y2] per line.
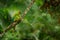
[0, 0, 35, 37]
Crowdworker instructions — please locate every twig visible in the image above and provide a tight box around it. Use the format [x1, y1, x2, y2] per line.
[32, 34, 39, 40]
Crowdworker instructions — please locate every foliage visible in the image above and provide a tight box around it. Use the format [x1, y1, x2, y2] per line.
[0, 0, 60, 40]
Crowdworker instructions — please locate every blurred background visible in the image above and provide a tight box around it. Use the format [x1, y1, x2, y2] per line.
[0, 0, 60, 40]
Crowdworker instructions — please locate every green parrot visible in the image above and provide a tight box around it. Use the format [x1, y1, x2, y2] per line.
[8, 9, 21, 22]
[12, 10, 21, 22]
